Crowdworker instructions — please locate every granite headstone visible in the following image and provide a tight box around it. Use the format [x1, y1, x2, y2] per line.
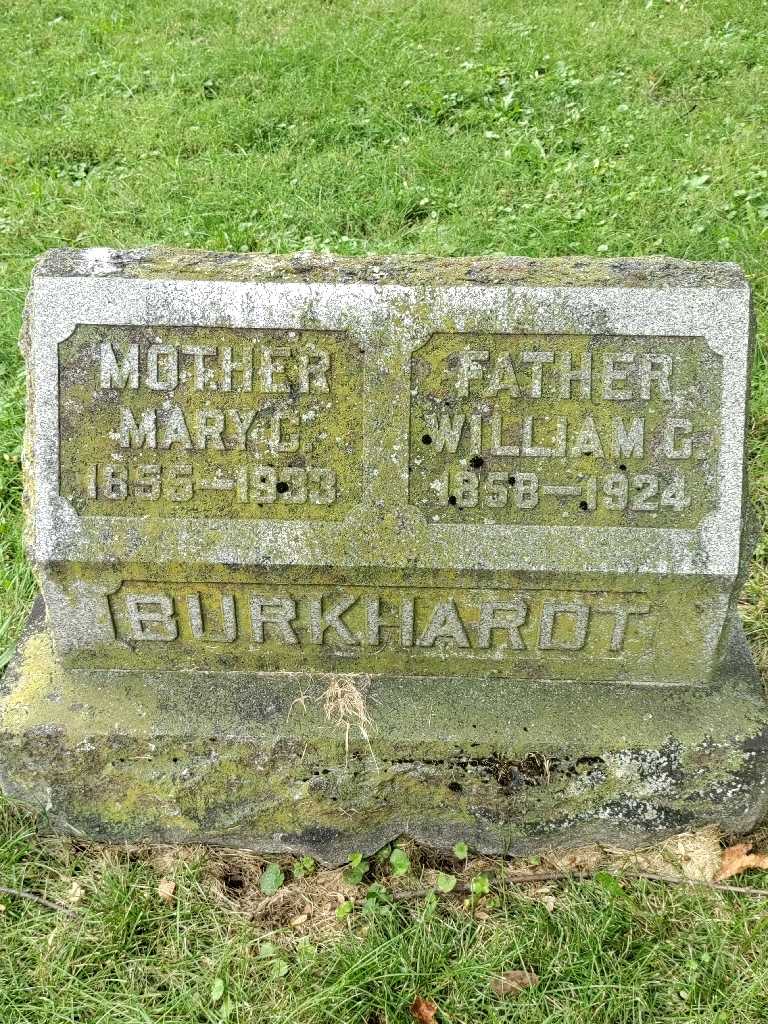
[1, 248, 766, 862]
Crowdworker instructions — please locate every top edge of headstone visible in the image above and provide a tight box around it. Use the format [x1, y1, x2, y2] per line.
[31, 247, 748, 290]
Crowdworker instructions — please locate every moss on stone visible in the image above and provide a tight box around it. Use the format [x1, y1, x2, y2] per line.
[2, 616, 767, 864]
[34, 248, 749, 291]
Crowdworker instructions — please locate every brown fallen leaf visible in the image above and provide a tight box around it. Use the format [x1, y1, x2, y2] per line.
[715, 844, 768, 881]
[157, 878, 176, 903]
[490, 969, 540, 997]
[410, 995, 438, 1023]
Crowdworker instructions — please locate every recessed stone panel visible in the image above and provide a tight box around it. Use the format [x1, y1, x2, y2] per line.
[58, 325, 363, 519]
[409, 332, 721, 527]
[94, 573, 717, 685]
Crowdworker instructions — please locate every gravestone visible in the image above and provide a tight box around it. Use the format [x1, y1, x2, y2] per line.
[2, 248, 767, 863]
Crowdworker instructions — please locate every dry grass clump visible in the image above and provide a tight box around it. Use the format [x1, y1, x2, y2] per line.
[321, 674, 375, 753]
[291, 672, 378, 765]
[537, 826, 723, 882]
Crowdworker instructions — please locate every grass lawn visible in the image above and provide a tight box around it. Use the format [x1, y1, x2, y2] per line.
[2, 800, 768, 1024]
[1, 0, 768, 1020]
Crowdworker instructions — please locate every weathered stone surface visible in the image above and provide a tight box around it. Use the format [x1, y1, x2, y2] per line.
[2, 248, 766, 861]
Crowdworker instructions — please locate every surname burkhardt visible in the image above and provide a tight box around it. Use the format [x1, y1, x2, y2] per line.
[113, 586, 651, 655]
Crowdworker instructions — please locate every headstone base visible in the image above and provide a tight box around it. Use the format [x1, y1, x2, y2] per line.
[2, 601, 767, 865]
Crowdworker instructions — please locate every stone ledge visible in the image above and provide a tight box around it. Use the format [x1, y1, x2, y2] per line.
[31, 247, 748, 290]
[2, 606, 766, 866]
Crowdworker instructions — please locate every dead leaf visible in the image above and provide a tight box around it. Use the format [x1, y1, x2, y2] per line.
[157, 878, 177, 903]
[289, 913, 309, 927]
[490, 970, 540, 997]
[540, 893, 556, 913]
[410, 995, 438, 1023]
[67, 881, 84, 905]
[715, 844, 768, 881]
